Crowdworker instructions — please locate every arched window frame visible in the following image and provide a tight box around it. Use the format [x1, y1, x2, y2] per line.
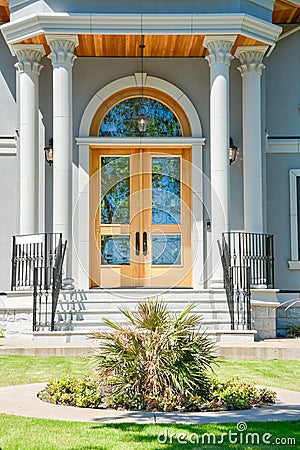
[99, 96, 183, 138]
[90, 87, 192, 137]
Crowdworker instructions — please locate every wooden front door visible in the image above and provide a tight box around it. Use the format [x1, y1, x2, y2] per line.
[90, 147, 192, 287]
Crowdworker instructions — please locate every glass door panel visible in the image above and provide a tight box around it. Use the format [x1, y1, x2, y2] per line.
[152, 157, 181, 225]
[152, 235, 182, 265]
[90, 147, 192, 288]
[101, 157, 130, 224]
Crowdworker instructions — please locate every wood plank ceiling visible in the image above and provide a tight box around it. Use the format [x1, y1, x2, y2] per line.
[1, 0, 300, 56]
[0, 0, 9, 22]
[20, 34, 266, 58]
[273, 0, 300, 23]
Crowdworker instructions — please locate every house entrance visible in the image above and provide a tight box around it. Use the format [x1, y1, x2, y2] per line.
[90, 147, 192, 287]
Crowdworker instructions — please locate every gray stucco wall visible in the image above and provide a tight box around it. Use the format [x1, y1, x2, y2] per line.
[266, 31, 300, 137]
[0, 33, 17, 291]
[266, 153, 300, 290]
[0, 34, 16, 135]
[265, 31, 300, 290]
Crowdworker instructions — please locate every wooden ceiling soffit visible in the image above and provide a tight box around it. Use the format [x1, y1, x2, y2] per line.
[0, 0, 9, 23]
[273, 0, 300, 23]
[18, 34, 267, 58]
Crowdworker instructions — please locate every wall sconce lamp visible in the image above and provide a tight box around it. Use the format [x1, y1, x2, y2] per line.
[44, 138, 53, 166]
[229, 137, 238, 165]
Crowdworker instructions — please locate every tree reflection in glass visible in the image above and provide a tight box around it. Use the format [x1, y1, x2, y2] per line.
[101, 157, 130, 224]
[100, 97, 182, 137]
[152, 157, 181, 225]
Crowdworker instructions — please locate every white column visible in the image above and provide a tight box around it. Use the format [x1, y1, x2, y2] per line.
[14, 45, 44, 235]
[204, 36, 235, 286]
[236, 46, 268, 234]
[47, 35, 78, 276]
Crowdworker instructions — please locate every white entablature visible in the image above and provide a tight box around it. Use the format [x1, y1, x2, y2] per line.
[1, 12, 281, 55]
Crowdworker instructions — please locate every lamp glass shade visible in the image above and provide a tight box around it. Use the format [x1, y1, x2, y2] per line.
[138, 116, 148, 133]
[229, 146, 237, 165]
[44, 140, 53, 166]
[229, 138, 238, 165]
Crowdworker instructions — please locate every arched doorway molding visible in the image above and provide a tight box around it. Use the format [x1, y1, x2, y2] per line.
[74, 75, 205, 290]
[79, 74, 203, 137]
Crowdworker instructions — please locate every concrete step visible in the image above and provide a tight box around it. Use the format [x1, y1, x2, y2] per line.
[53, 319, 232, 333]
[55, 308, 230, 320]
[57, 298, 228, 309]
[32, 328, 255, 343]
[69, 288, 227, 302]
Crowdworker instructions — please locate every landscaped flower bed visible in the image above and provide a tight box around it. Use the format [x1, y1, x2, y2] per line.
[38, 299, 276, 412]
[38, 376, 276, 412]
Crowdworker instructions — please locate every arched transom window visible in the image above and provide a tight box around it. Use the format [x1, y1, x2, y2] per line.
[99, 97, 182, 137]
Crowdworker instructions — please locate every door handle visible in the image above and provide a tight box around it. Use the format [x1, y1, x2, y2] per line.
[135, 232, 140, 255]
[143, 232, 147, 256]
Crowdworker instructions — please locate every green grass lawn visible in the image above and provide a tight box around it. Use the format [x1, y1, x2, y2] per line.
[0, 356, 299, 449]
[0, 355, 89, 387]
[0, 355, 299, 391]
[214, 359, 300, 392]
[0, 417, 299, 450]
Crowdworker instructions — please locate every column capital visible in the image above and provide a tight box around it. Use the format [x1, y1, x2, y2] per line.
[13, 44, 45, 75]
[204, 35, 236, 67]
[46, 35, 79, 67]
[235, 46, 268, 76]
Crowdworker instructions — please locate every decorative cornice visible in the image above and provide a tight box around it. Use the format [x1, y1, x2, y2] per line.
[0, 13, 281, 55]
[46, 35, 78, 67]
[236, 45, 268, 76]
[13, 44, 44, 75]
[204, 36, 236, 66]
[76, 137, 206, 147]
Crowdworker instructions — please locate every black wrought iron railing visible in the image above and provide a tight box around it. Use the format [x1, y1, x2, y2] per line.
[222, 232, 274, 288]
[11, 233, 62, 291]
[218, 237, 252, 330]
[218, 239, 234, 327]
[33, 238, 67, 332]
[229, 266, 252, 330]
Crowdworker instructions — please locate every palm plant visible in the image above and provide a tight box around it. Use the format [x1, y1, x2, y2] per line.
[92, 299, 217, 406]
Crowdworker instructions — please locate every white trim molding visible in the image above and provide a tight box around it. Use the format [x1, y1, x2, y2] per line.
[0, 136, 17, 155]
[289, 169, 300, 265]
[79, 74, 203, 138]
[76, 137, 206, 147]
[288, 261, 300, 270]
[1, 13, 281, 54]
[267, 138, 300, 154]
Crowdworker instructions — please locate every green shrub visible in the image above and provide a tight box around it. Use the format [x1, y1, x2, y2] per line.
[38, 377, 105, 408]
[286, 324, 300, 338]
[208, 379, 277, 410]
[0, 329, 5, 338]
[91, 299, 217, 402]
[38, 376, 277, 412]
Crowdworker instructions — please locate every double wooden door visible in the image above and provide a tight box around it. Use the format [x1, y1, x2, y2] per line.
[90, 147, 192, 287]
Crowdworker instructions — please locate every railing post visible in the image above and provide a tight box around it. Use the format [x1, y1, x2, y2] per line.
[246, 266, 252, 329]
[266, 234, 274, 288]
[11, 236, 17, 291]
[33, 267, 38, 331]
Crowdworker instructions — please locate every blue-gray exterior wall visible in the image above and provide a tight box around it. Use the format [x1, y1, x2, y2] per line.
[0, 32, 17, 291]
[265, 31, 300, 291]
